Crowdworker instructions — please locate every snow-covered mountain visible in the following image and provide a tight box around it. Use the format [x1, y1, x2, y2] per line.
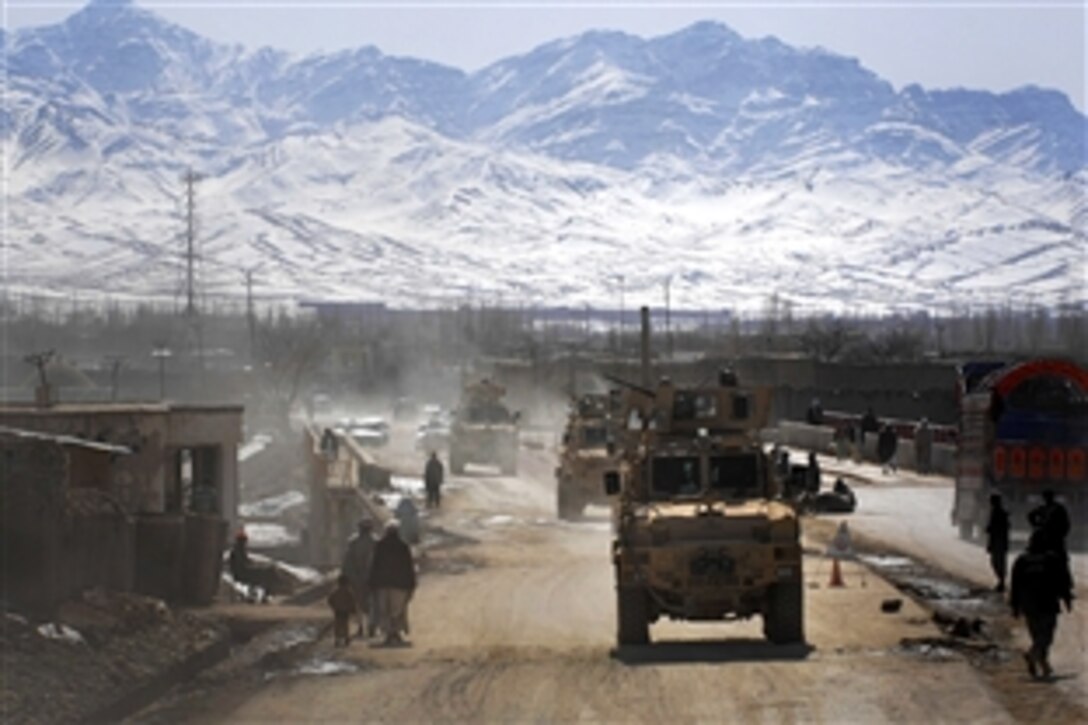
[3, 0, 1085, 312]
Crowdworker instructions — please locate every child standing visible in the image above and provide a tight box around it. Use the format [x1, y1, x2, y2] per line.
[327, 574, 357, 647]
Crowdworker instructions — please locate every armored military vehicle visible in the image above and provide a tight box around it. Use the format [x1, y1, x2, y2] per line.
[556, 393, 621, 520]
[604, 372, 804, 646]
[449, 379, 519, 475]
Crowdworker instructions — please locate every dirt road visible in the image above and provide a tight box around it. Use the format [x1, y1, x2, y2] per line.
[142, 441, 1052, 723]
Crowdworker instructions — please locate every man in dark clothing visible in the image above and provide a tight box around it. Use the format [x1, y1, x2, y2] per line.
[1028, 490, 1071, 557]
[327, 574, 357, 647]
[805, 451, 821, 494]
[368, 521, 417, 645]
[877, 424, 898, 474]
[914, 418, 933, 475]
[342, 519, 376, 637]
[986, 493, 1010, 592]
[321, 428, 339, 459]
[806, 398, 824, 426]
[228, 530, 252, 599]
[860, 408, 879, 440]
[1010, 531, 1074, 679]
[424, 452, 445, 509]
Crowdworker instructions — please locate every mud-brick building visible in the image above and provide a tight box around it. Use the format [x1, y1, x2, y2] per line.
[0, 403, 243, 524]
[0, 428, 133, 615]
[0, 403, 244, 614]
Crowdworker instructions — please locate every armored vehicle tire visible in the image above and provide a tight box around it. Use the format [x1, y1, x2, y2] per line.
[763, 579, 804, 644]
[616, 587, 650, 646]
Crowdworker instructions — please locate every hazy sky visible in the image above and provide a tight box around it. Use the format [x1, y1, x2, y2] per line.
[5, 1, 1086, 112]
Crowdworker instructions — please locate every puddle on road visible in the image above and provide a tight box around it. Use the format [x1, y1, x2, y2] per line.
[480, 514, 519, 528]
[295, 659, 360, 676]
[859, 554, 990, 605]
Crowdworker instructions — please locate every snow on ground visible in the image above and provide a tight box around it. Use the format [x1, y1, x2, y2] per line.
[239, 491, 306, 519]
[4, 115, 1082, 313]
[243, 523, 300, 549]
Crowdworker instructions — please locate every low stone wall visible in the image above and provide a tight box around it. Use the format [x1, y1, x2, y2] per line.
[776, 420, 956, 476]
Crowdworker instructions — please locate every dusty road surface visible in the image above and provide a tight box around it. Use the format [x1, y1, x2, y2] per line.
[145, 445, 1078, 723]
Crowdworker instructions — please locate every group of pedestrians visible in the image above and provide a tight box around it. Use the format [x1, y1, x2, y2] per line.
[827, 408, 935, 475]
[328, 451, 447, 648]
[987, 490, 1074, 680]
[329, 518, 418, 647]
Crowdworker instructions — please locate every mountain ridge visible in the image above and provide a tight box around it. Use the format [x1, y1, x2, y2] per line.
[3, 1, 1084, 312]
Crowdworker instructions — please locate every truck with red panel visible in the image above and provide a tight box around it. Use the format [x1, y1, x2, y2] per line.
[952, 359, 1088, 546]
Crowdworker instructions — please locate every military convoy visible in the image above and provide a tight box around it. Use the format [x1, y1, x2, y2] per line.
[449, 379, 520, 475]
[556, 393, 621, 520]
[603, 371, 804, 647]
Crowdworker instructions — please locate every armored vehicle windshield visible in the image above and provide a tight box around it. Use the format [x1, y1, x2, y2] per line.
[647, 451, 765, 501]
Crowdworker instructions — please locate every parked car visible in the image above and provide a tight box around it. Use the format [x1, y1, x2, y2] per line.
[335, 416, 390, 447]
[415, 418, 450, 452]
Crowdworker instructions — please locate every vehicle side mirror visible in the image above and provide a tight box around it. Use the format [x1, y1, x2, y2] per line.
[604, 471, 621, 496]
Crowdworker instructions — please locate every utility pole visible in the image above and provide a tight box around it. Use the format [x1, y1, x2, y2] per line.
[24, 350, 55, 407]
[105, 355, 125, 402]
[183, 169, 200, 318]
[245, 266, 257, 366]
[664, 276, 673, 360]
[618, 274, 625, 355]
[151, 344, 172, 401]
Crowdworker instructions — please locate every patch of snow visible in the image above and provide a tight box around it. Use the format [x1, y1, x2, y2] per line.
[240, 490, 306, 519]
[37, 622, 85, 644]
[481, 514, 518, 527]
[238, 433, 273, 462]
[296, 659, 359, 676]
[243, 523, 300, 549]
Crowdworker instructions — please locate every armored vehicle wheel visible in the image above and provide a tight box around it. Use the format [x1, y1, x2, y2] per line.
[763, 579, 804, 644]
[616, 587, 650, 646]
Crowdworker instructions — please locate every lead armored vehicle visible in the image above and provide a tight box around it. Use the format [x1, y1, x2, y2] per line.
[604, 372, 804, 646]
[449, 379, 519, 475]
[556, 393, 621, 520]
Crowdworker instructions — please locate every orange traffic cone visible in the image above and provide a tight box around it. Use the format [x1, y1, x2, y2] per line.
[829, 557, 845, 588]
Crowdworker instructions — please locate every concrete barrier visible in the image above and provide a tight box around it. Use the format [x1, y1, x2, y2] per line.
[776, 421, 956, 477]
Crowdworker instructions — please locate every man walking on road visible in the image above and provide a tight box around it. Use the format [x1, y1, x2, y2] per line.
[342, 519, 377, 637]
[986, 493, 1010, 592]
[1028, 489, 1071, 557]
[1010, 531, 1074, 679]
[877, 424, 898, 475]
[424, 451, 445, 509]
[369, 520, 417, 646]
[914, 417, 933, 475]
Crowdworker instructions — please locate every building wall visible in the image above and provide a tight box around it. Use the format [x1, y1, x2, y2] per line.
[0, 408, 169, 513]
[0, 405, 243, 526]
[0, 438, 134, 616]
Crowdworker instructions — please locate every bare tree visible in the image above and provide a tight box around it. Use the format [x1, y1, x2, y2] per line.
[256, 314, 328, 421]
[798, 318, 856, 362]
